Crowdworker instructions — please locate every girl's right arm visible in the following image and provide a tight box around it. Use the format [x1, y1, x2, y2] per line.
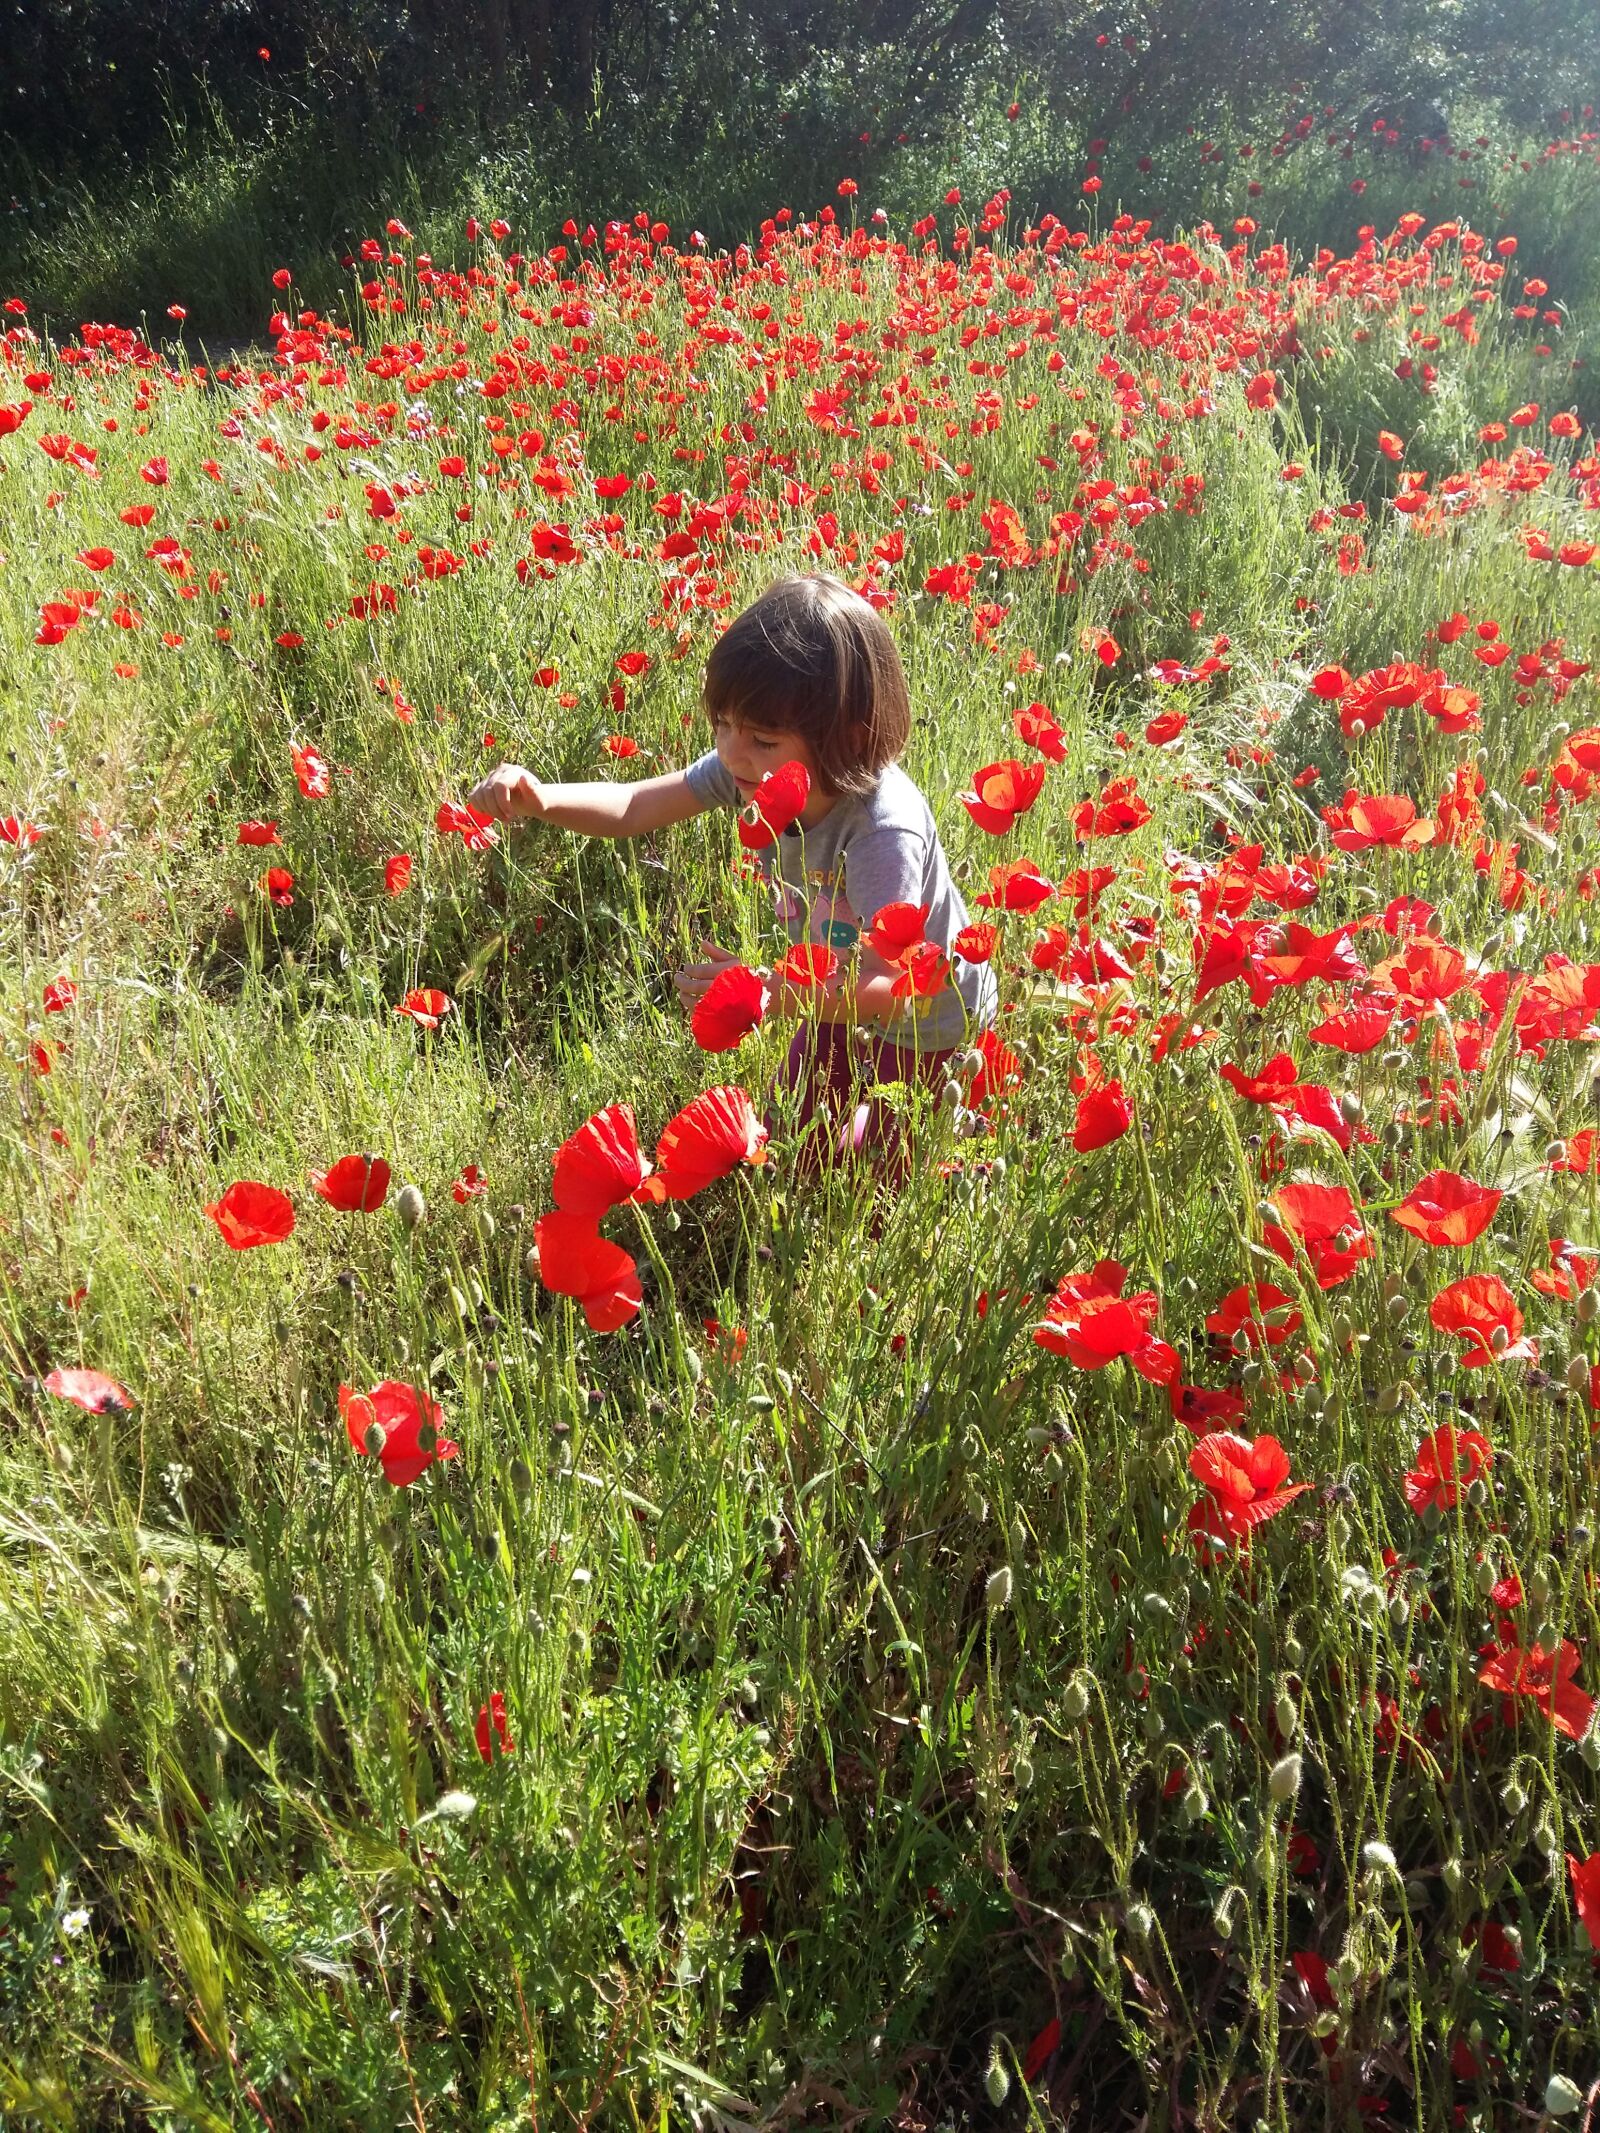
[466, 763, 705, 839]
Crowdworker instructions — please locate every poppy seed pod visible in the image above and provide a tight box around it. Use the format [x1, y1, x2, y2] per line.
[1268, 1752, 1302, 1802]
[396, 1183, 426, 1229]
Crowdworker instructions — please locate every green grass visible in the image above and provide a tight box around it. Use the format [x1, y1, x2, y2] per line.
[3, 145, 1600, 2129]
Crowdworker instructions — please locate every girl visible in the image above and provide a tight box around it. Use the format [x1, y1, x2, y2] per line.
[468, 572, 997, 1167]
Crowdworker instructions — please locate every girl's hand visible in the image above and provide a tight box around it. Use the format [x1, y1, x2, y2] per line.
[672, 941, 744, 1006]
[466, 763, 545, 823]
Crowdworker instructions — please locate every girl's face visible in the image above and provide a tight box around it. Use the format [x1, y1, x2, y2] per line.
[711, 714, 826, 808]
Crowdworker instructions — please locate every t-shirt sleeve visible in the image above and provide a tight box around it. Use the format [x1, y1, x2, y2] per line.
[683, 748, 739, 811]
[843, 826, 929, 940]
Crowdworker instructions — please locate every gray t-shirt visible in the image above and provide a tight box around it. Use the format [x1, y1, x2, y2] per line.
[684, 750, 998, 1054]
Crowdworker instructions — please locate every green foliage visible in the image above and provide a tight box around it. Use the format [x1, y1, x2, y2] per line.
[2, 145, 1600, 2129]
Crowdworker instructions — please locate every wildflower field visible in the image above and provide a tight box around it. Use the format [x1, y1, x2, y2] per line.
[8, 124, 1600, 2131]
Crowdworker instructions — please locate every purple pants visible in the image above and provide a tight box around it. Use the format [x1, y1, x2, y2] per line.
[776, 1021, 957, 1178]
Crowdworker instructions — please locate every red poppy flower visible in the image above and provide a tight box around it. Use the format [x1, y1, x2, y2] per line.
[1072, 1079, 1132, 1152]
[890, 943, 950, 999]
[1206, 1283, 1302, 1350]
[644, 1085, 769, 1200]
[967, 1028, 1023, 1108]
[1013, 701, 1067, 761]
[205, 1179, 296, 1249]
[691, 962, 767, 1051]
[532, 1211, 642, 1331]
[475, 1692, 516, 1762]
[974, 859, 1054, 912]
[309, 1153, 391, 1212]
[1220, 1053, 1299, 1105]
[960, 758, 1047, 834]
[1324, 792, 1435, 850]
[1266, 1181, 1369, 1287]
[42, 976, 78, 1012]
[1568, 1852, 1600, 1946]
[552, 1102, 652, 1215]
[736, 761, 811, 850]
[339, 1378, 459, 1487]
[1188, 1433, 1307, 1550]
[237, 820, 281, 847]
[384, 853, 413, 895]
[1404, 1426, 1493, 1516]
[1308, 1003, 1394, 1053]
[1390, 1171, 1502, 1248]
[1170, 1381, 1249, 1434]
[1530, 1239, 1600, 1301]
[778, 941, 838, 988]
[1371, 937, 1470, 1006]
[1, 817, 44, 847]
[1429, 1274, 1534, 1368]
[1309, 665, 1351, 699]
[1034, 1259, 1179, 1382]
[952, 923, 999, 963]
[42, 1366, 135, 1413]
[1554, 1130, 1596, 1175]
[436, 800, 499, 849]
[394, 988, 453, 1030]
[1478, 1634, 1596, 1740]
[260, 866, 295, 907]
[1060, 865, 1118, 915]
[1338, 660, 1432, 738]
[452, 1163, 489, 1202]
[865, 902, 931, 960]
[604, 735, 640, 759]
[291, 744, 331, 799]
[1073, 775, 1151, 839]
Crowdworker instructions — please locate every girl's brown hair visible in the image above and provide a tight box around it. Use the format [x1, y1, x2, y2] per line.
[703, 573, 911, 798]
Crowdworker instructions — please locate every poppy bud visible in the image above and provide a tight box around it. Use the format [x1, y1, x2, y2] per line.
[1582, 1733, 1600, 1771]
[1473, 1558, 1497, 1595]
[509, 1457, 532, 1497]
[683, 1346, 703, 1384]
[985, 1565, 1013, 1610]
[1534, 1618, 1561, 1653]
[1577, 1287, 1599, 1323]
[1441, 1855, 1464, 1894]
[364, 1422, 385, 1456]
[1274, 1691, 1297, 1738]
[1213, 1891, 1237, 1938]
[1140, 1706, 1164, 1742]
[941, 1079, 963, 1110]
[1490, 1322, 1510, 1353]
[1546, 1139, 1568, 1167]
[396, 1183, 426, 1228]
[1501, 1779, 1527, 1815]
[1381, 1050, 1407, 1069]
[1013, 1753, 1034, 1791]
[416, 1422, 438, 1454]
[1182, 1783, 1208, 1824]
[1376, 1382, 1403, 1412]
[1126, 1901, 1156, 1940]
[1339, 1091, 1363, 1125]
[1268, 1752, 1302, 1802]
[983, 2042, 1011, 2108]
[1546, 2076, 1584, 2120]
[1063, 1676, 1091, 1721]
[1361, 1840, 1398, 1877]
